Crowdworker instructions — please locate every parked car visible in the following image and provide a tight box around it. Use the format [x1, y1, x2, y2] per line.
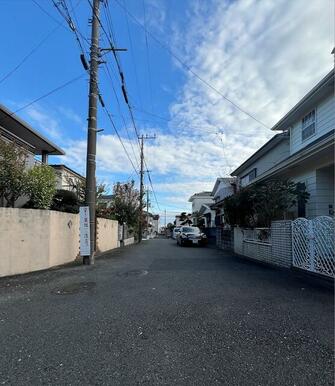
[172, 227, 181, 239]
[176, 226, 207, 246]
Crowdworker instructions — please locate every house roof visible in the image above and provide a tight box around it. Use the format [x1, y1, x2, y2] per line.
[50, 164, 85, 180]
[271, 69, 334, 131]
[211, 177, 236, 195]
[0, 104, 65, 155]
[230, 132, 289, 176]
[245, 129, 334, 184]
[188, 191, 213, 202]
[99, 194, 113, 200]
[198, 204, 213, 215]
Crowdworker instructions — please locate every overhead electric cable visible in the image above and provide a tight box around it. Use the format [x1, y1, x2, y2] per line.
[142, 0, 154, 112]
[102, 105, 140, 176]
[12, 74, 85, 115]
[113, 0, 270, 129]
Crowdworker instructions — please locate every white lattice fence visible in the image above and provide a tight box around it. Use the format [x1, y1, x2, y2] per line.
[292, 216, 335, 278]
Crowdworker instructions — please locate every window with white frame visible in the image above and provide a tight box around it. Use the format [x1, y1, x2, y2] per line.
[301, 109, 316, 141]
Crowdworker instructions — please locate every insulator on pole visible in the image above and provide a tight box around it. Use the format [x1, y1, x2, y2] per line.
[80, 54, 89, 71]
[121, 85, 129, 104]
[98, 94, 105, 107]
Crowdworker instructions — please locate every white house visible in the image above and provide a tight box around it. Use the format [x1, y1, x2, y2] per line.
[188, 191, 214, 213]
[210, 177, 237, 226]
[188, 191, 214, 226]
[231, 69, 334, 218]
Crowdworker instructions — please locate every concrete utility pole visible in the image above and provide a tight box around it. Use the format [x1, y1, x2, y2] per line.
[146, 187, 150, 236]
[84, 0, 100, 265]
[138, 134, 156, 242]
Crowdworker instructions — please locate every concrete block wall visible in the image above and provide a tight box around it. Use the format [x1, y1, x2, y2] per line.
[233, 221, 293, 268]
[271, 220, 292, 268]
[243, 240, 272, 264]
[216, 228, 234, 251]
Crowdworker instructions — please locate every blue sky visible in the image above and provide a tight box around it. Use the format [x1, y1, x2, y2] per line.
[0, 0, 333, 224]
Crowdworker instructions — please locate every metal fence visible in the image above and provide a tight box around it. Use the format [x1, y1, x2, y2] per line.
[292, 216, 335, 278]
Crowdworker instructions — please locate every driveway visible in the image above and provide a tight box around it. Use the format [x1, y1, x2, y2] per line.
[0, 238, 333, 385]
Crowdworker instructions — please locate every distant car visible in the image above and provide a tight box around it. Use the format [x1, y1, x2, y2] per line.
[172, 227, 181, 239]
[176, 226, 207, 246]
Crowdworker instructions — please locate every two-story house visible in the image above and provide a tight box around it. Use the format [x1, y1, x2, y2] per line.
[50, 164, 85, 196]
[231, 69, 334, 218]
[0, 104, 65, 207]
[210, 177, 237, 226]
[188, 191, 214, 226]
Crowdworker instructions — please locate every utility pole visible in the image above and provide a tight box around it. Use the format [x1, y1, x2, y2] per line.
[84, 0, 100, 265]
[146, 187, 150, 237]
[164, 209, 167, 227]
[138, 134, 156, 242]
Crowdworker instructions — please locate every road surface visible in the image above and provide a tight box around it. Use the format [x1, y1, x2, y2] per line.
[0, 238, 333, 385]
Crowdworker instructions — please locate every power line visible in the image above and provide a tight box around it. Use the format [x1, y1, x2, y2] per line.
[122, 0, 143, 110]
[113, 0, 270, 129]
[0, 24, 61, 85]
[33, 0, 89, 44]
[52, 0, 87, 57]
[102, 105, 139, 176]
[11, 74, 85, 115]
[142, 0, 154, 112]
[87, 0, 142, 149]
[102, 64, 140, 165]
[146, 168, 161, 211]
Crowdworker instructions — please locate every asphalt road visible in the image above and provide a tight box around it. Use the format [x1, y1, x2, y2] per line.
[0, 238, 333, 385]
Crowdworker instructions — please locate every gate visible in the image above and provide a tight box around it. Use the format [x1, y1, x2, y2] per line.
[292, 216, 335, 278]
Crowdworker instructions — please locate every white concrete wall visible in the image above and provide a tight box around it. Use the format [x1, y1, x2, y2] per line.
[0, 208, 79, 277]
[290, 93, 335, 155]
[96, 217, 119, 253]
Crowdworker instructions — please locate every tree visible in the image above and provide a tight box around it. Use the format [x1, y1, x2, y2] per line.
[251, 180, 309, 227]
[179, 212, 193, 225]
[51, 189, 79, 213]
[96, 181, 140, 229]
[25, 165, 56, 209]
[223, 179, 309, 227]
[0, 139, 28, 207]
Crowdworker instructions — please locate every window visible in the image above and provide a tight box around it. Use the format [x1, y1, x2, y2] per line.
[302, 110, 316, 141]
[240, 168, 257, 187]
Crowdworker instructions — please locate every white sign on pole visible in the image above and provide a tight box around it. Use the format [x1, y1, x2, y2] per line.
[80, 206, 90, 256]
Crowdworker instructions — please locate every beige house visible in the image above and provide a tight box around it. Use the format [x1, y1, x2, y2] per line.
[50, 164, 85, 193]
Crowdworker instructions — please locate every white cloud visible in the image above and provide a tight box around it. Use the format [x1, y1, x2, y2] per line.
[22, 0, 334, 213]
[58, 106, 83, 126]
[159, 0, 333, 207]
[25, 105, 62, 141]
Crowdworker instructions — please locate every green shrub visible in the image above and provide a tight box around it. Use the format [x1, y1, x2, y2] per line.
[25, 165, 56, 209]
[51, 189, 79, 213]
